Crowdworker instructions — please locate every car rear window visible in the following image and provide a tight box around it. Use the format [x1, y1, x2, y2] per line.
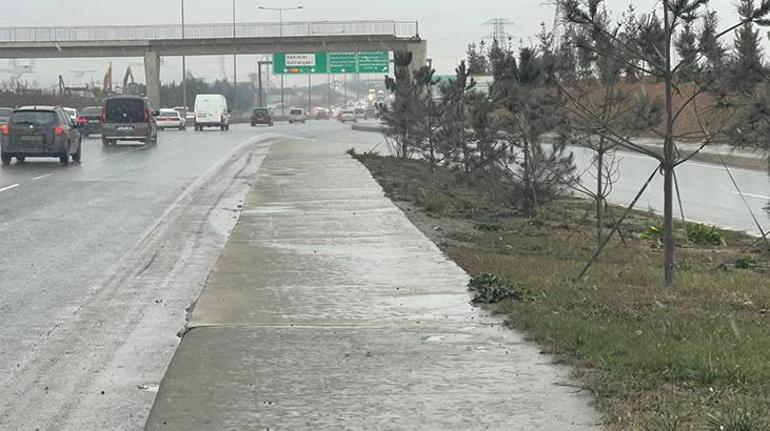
[81, 107, 101, 116]
[290, 109, 303, 115]
[254, 108, 268, 114]
[11, 111, 57, 125]
[159, 112, 178, 118]
[0, 108, 13, 117]
[105, 98, 145, 123]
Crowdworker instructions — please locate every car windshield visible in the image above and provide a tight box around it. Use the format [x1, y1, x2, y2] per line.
[11, 110, 57, 125]
[64, 109, 77, 116]
[105, 98, 144, 122]
[81, 107, 101, 116]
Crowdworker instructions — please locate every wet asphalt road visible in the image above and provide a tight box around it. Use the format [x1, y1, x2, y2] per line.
[0, 122, 309, 429]
[0, 121, 767, 429]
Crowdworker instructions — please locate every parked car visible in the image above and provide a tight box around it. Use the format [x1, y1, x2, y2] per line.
[288, 108, 306, 124]
[1, 106, 83, 165]
[0, 107, 12, 124]
[194, 94, 231, 131]
[157, 109, 186, 130]
[63, 107, 79, 124]
[79, 106, 102, 138]
[315, 108, 330, 120]
[354, 107, 365, 118]
[101, 95, 159, 146]
[338, 109, 357, 123]
[250, 107, 273, 126]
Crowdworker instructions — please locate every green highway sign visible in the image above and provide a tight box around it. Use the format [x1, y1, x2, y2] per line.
[329, 52, 358, 74]
[273, 51, 390, 74]
[357, 51, 390, 73]
[273, 52, 328, 75]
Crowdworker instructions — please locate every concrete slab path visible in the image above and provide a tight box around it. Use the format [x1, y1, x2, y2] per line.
[144, 138, 600, 430]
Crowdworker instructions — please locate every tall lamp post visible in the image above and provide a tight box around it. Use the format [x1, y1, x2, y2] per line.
[233, 0, 238, 113]
[181, 0, 187, 112]
[257, 5, 304, 116]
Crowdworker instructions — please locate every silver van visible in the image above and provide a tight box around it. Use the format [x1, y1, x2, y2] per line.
[288, 108, 306, 124]
[101, 96, 159, 146]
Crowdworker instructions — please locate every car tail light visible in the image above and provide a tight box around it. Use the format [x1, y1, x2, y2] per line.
[144, 109, 150, 123]
[0, 124, 8, 135]
[54, 125, 66, 136]
[77, 116, 88, 126]
[101, 106, 107, 123]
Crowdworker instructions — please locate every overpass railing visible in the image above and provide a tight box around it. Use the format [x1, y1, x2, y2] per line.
[0, 20, 419, 43]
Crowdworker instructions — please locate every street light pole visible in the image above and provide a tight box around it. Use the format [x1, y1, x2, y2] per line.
[181, 0, 187, 112]
[258, 5, 303, 117]
[233, 0, 238, 113]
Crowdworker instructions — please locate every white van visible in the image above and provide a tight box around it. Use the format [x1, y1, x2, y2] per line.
[288, 108, 306, 124]
[194, 94, 231, 131]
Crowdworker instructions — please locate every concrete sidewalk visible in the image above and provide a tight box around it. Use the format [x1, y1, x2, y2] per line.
[144, 139, 599, 430]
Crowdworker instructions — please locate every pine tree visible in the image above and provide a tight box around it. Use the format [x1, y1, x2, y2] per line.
[439, 61, 476, 173]
[557, 27, 579, 83]
[699, 10, 726, 72]
[466, 42, 489, 75]
[620, 4, 640, 83]
[731, 0, 766, 93]
[575, 27, 595, 80]
[674, 23, 699, 82]
[488, 39, 518, 99]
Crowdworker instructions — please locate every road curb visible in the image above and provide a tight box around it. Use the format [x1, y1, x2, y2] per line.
[351, 123, 387, 133]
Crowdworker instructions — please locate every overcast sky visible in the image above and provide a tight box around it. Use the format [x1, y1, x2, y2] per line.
[0, 0, 743, 90]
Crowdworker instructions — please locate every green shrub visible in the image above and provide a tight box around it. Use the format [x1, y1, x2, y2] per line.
[468, 273, 529, 304]
[735, 256, 754, 270]
[639, 224, 663, 241]
[412, 188, 448, 214]
[686, 223, 724, 246]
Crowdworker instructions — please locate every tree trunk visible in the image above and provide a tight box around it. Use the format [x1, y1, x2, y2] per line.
[663, 5, 675, 287]
[596, 147, 604, 244]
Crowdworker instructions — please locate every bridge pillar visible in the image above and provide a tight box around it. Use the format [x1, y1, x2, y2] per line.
[407, 40, 428, 73]
[144, 51, 161, 108]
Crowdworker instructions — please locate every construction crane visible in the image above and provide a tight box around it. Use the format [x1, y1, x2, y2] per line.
[0, 60, 36, 85]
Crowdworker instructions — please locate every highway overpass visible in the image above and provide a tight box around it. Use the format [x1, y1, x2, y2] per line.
[0, 20, 427, 107]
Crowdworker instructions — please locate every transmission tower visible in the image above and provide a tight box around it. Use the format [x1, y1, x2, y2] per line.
[483, 18, 514, 51]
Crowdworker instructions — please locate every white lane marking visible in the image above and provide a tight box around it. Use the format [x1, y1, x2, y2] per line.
[0, 183, 20, 193]
[733, 191, 770, 200]
[32, 173, 53, 181]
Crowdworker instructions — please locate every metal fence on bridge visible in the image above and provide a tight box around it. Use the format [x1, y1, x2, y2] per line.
[0, 20, 419, 43]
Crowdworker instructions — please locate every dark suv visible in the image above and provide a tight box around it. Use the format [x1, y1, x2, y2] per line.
[79, 106, 103, 138]
[101, 96, 158, 146]
[250, 107, 273, 126]
[1, 106, 82, 165]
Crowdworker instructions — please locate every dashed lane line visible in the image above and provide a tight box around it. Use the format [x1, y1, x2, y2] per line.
[0, 183, 20, 193]
[733, 191, 770, 200]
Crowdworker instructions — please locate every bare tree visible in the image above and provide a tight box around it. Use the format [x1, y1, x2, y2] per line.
[560, 0, 770, 287]
[559, 3, 663, 243]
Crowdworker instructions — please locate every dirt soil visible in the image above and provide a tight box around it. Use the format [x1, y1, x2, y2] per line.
[356, 152, 770, 431]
